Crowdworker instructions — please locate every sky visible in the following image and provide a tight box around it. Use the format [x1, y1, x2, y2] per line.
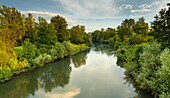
[0, 0, 169, 32]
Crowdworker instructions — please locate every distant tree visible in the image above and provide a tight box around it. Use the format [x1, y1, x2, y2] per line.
[70, 25, 85, 44]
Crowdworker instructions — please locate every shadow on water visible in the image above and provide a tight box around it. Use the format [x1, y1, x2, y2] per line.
[117, 58, 154, 98]
[92, 42, 115, 56]
[0, 43, 153, 98]
[71, 49, 91, 68]
[0, 57, 72, 98]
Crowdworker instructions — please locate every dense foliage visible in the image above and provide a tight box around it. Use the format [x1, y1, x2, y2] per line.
[91, 5, 170, 98]
[0, 5, 91, 82]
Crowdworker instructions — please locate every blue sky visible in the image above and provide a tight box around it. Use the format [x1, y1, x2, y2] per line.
[0, 0, 169, 32]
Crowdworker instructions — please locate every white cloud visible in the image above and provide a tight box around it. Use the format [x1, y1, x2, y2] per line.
[131, 8, 151, 13]
[52, 0, 119, 19]
[139, 4, 151, 8]
[119, 4, 133, 10]
[21, 11, 78, 25]
[131, 1, 161, 13]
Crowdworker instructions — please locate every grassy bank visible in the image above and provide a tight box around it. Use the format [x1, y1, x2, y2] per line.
[0, 41, 89, 83]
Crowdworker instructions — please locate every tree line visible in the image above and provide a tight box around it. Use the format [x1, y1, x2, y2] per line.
[0, 5, 92, 82]
[91, 5, 170, 98]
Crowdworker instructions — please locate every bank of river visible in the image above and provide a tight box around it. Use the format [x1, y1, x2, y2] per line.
[0, 43, 153, 98]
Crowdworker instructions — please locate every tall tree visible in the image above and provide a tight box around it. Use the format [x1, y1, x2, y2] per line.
[133, 17, 149, 36]
[150, 6, 170, 48]
[51, 15, 68, 42]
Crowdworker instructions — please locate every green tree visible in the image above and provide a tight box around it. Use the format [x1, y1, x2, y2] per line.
[51, 15, 68, 42]
[150, 6, 170, 48]
[133, 17, 149, 36]
[70, 25, 85, 44]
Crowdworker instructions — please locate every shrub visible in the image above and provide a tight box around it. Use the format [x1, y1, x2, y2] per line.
[50, 42, 68, 60]
[114, 41, 122, 50]
[20, 41, 40, 65]
[136, 41, 161, 89]
[0, 67, 13, 81]
[63, 41, 71, 53]
[32, 53, 52, 66]
[42, 53, 52, 63]
[148, 48, 170, 97]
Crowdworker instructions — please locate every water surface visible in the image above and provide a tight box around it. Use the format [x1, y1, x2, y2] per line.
[0, 43, 153, 98]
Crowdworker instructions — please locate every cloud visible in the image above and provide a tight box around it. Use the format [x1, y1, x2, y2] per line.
[44, 88, 81, 98]
[131, 8, 151, 13]
[52, 0, 119, 19]
[119, 4, 133, 10]
[21, 11, 78, 25]
[130, 1, 161, 13]
[139, 4, 152, 8]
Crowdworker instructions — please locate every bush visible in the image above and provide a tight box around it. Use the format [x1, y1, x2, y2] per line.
[148, 48, 170, 97]
[33, 53, 52, 66]
[124, 61, 141, 78]
[116, 44, 143, 62]
[0, 67, 13, 81]
[20, 41, 41, 65]
[50, 42, 68, 60]
[136, 41, 161, 89]
[114, 41, 122, 50]
[42, 53, 52, 63]
[63, 41, 71, 53]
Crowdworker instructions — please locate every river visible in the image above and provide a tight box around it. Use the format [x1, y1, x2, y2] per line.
[0, 43, 153, 98]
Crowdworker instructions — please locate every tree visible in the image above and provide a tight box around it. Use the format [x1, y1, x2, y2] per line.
[35, 17, 57, 46]
[0, 5, 26, 47]
[51, 15, 68, 42]
[133, 17, 149, 36]
[150, 6, 170, 48]
[70, 25, 85, 44]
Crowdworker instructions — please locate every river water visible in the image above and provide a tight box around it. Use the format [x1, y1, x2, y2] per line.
[0, 43, 153, 98]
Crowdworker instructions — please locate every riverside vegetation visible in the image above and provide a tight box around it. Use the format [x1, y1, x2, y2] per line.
[0, 4, 169, 98]
[0, 5, 92, 82]
[91, 5, 170, 98]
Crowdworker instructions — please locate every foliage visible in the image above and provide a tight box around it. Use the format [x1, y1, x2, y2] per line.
[116, 44, 143, 62]
[68, 42, 88, 55]
[148, 48, 170, 97]
[69, 25, 85, 44]
[33, 53, 52, 66]
[51, 15, 68, 42]
[0, 5, 90, 82]
[50, 42, 68, 60]
[136, 41, 161, 89]
[150, 7, 170, 48]
[0, 67, 12, 81]
[19, 41, 40, 65]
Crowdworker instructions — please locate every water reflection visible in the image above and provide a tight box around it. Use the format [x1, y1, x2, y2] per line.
[71, 49, 90, 68]
[0, 57, 72, 98]
[0, 43, 153, 98]
[92, 43, 114, 56]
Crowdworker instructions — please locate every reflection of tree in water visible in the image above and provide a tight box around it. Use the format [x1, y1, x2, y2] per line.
[123, 75, 154, 98]
[116, 60, 154, 98]
[93, 43, 114, 56]
[0, 57, 72, 98]
[71, 49, 90, 68]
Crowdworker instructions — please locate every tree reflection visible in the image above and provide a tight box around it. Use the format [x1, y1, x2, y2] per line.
[116, 60, 154, 98]
[123, 75, 154, 98]
[71, 49, 90, 68]
[0, 57, 72, 98]
[93, 43, 114, 56]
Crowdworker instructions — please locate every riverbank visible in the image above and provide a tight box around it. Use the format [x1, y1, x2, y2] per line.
[0, 42, 89, 83]
[0, 43, 153, 98]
